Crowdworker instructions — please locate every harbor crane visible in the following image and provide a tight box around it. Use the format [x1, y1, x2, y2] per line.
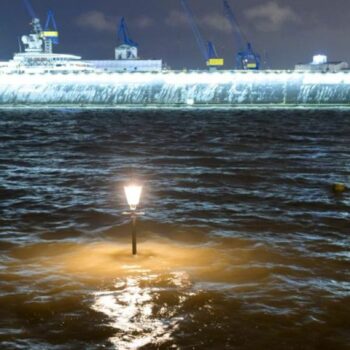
[44, 10, 59, 46]
[180, 0, 224, 68]
[223, 0, 261, 70]
[118, 17, 138, 47]
[116, 17, 139, 59]
[22, 0, 59, 53]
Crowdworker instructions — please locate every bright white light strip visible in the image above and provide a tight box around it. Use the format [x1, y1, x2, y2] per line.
[302, 73, 348, 85]
[1, 71, 350, 86]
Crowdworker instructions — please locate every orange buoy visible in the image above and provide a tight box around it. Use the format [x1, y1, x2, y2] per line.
[332, 183, 347, 193]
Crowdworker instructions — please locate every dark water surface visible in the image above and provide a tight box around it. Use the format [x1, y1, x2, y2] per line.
[0, 109, 349, 349]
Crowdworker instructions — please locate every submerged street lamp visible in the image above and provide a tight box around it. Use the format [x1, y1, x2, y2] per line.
[124, 185, 143, 255]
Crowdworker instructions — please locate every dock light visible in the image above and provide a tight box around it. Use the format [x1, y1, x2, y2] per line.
[312, 55, 327, 65]
[124, 185, 143, 255]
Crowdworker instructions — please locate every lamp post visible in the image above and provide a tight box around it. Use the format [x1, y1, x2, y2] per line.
[124, 185, 143, 255]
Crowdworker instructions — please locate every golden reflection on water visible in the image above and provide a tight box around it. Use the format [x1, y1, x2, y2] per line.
[92, 269, 191, 349]
[7, 238, 259, 348]
[33, 239, 236, 281]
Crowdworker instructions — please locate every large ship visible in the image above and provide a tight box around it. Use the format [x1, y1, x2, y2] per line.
[1, 4, 350, 107]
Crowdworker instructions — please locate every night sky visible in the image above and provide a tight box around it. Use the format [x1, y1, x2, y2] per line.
[0, 0, 348, 69]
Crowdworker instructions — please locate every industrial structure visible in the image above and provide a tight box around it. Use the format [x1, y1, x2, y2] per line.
[43, 10, 59, 53]
[88, 17, 162, 72]
[9, 0, 91, 74]
[115, 17, 138, 60]
[21, 1, 162, 72]
[295, 55, 349, 73]
[0, 1, 350, 107]
[223, 0, 261, 70]
[181, 0, 224, 68]
[22, 0, 59, 54]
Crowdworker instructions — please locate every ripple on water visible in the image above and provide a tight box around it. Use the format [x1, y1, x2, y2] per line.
[0, 110, 350, 349]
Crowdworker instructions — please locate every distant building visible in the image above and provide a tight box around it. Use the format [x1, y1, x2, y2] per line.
[115, 44, 138, 60]
[295, 55, 349, 73]
[88, 59, 163, 73]
[87, 43, 163, 73]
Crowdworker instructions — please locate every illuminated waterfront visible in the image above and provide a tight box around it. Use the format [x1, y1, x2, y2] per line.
[2, 71, 350, 106]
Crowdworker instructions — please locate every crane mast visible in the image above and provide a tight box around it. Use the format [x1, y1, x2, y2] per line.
[118, 17, 138, 47]
[115, 17, 139, 60]
[43, 10, 60, 49]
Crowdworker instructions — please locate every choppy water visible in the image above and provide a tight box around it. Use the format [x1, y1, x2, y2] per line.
[0, 109, 349, 350]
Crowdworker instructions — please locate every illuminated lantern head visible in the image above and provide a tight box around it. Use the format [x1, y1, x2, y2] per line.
[124, 185, 143, 211]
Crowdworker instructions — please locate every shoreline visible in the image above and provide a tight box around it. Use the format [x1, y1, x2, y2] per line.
[1, 104, 350, 110]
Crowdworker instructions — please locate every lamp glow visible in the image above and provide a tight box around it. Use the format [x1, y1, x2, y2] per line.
[312, 55, 327, 65]
[124, 185, 142, 211]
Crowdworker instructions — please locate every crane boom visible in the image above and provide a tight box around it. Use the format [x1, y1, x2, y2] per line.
[181, 0, 223, 67]
[207, 42, 218, 60]
[223, 0, 260, 70]
[22, 0, 37, 21]
[223, 0, 245, 52]
[22, 0, 42, 34]
[180, 0, 208, 61]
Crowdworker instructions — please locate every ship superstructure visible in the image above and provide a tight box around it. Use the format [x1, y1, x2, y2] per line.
[3, 52, 95, 74]
[0, 27, 97, 74]
[0, 0, 97, 74]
